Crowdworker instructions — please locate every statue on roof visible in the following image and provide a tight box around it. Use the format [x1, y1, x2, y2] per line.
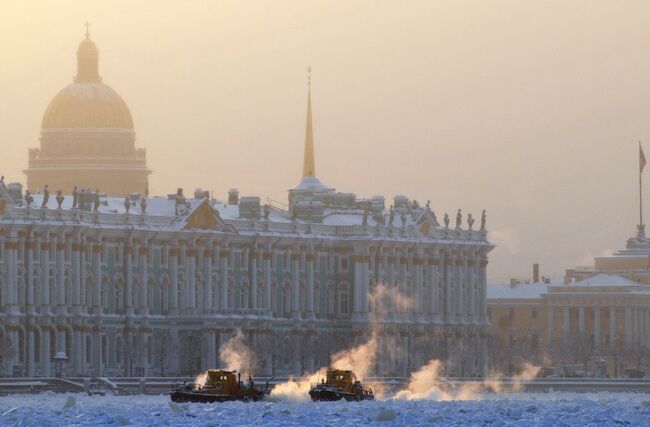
[400, 212, 406, 226]
[140, 196, 147, 214]
[362, 208, 368, 226]
[41, 185, 49, 208]
[263, 203, 270, 220]
[455, 209, 462, 229]
[25, 190, 33, 207]
[93, 190, 100, 212]
[72, 186, 78, 209]
[432, 211, 439, 226]
[444, 213, 449, 228]
[481, 210, 487, 230]
[124, 196, 131, 214]
[426, 200, 431, 210]
[56, 190, 64, 209]
[467, 213, 475, 229]
[389, 205, 395, 226]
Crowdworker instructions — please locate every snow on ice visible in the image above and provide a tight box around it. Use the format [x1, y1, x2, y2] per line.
[2, 392, 650, 426]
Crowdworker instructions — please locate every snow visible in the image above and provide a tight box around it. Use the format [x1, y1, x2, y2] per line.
[487, 283, 550, 300]
[2, 392, 650, 426]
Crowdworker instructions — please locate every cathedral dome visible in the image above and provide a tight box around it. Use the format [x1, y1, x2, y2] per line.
[41, 83, 134, 129]
[41, 32, 133, 130]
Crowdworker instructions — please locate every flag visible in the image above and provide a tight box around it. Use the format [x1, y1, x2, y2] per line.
[641, 143, 646, 173]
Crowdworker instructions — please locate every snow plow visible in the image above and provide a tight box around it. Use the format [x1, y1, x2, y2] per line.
[170, 370, 273, 403]
[308, 369, 374, 401]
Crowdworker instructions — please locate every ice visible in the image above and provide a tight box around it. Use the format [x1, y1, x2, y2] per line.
[1, 392, 650, 426]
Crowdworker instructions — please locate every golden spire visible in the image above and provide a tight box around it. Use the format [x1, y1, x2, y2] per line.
[302, 66, 316, 178]
[85, 21, 90, 39]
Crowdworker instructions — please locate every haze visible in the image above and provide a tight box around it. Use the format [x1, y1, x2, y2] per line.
[1, 0, 649, 282]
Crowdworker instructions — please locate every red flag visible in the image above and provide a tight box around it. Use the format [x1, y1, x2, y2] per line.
[641, 143, 646, 173]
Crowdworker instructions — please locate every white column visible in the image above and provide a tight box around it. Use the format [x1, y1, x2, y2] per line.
[414, 256, 423, 318]
[27, 327, 35, 377]
[93, 245, 103, 315]
[56, 238, 66, 314]
[72, 242, 82, 310]
[185, 247, 195, 310]
[624, 307, 632, 345]
[563, 306, 570, 339]
[169, 248, 179, 314]
[204, 248, 213, 311]
[26, 240, 35, 313]
[290, 252, 300, 319]
[578, 306, 585, 336]
[79, 246, 87, 313]
[42, 327, 51, 376]
[263, 251, 272, 312]
[362, 255, 369, 317]
[428, 258, 438, 320]
[220, 249, 229, 310]
[444, 257, 452, 321]
[125, 244, 133, 315]
[40, 240, 50, 312]
[353, 254, 363, 319]
[609, 307, 617, 349]
[139, 247, 149, 314]
[250, 250, 258, 311]
[594, 307, 600, 351]
[479, 259, 488, 321]
[306, 253, 314, 319]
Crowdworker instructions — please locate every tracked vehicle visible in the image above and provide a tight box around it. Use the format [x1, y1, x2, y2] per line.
[170, 369, 272, 403]
[309, 369, 374, 401]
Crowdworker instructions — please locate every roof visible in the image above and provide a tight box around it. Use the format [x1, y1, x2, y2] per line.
[574, 273, 639, 287]
[487, 283, 550, 300]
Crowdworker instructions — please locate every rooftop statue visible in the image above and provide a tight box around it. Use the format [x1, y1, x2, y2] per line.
[481, 209, 487, 230]
[140, 196, 147, 214]
[124, 196, 131, 213]
[389, 206, 395, 226]
[93, 190, 100, 212]
[456, 209, 462, 229]
[56, 190, 64, 209]
[263, 204, 270, 220]
[467, 213, 474, 230]
[72, 186, 78, 209]
[362, 208, 368, 226]
[41, 185, 49, 208]
[25, 190, 33, 207]
[444, 213, 450, 228]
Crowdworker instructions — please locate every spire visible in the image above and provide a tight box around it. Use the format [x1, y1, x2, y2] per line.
[302, 66, 316, 178]
[75, 23, 102, 83]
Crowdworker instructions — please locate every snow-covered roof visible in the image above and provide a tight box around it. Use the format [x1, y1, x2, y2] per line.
[487, 283, 550, 300]
[574, 273, 639, 287]
[293, 176, 332, 191]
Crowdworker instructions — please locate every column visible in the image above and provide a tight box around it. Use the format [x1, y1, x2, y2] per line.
[72, 242, 82, 311]
[27, 325, 35, 377]
[168, 325, 179, 375]
[26, 240, 35, 314]
[444, 257, 452, 321]
[93, 326, 103, 377]
[250, 250, 258, 311]
[263, 251, 272, 312]
[185, 247, 196, 310]
[139, 247, 149, 314]
[414, 256, 423, 318]
[456, 258, 464, 322]
[353, 254, 363, 319]
[479, 259, 488, 322]
[290, 252, 300, 319]
[624, 307, 632, 345]
[594, 307, 600, 351]
[306, 253, 315, 319]
[203, 248, 213, 312]
[578, 306, 585, 337]
[42, 326, 51, 376]
[55, 238, 66, 315]
[466, 259, 475, 322]
[80, 245, 87, 313]
[362, 255, 370, 317]
[125, 244, 133, 315]
[563, 306, 569, 340]
[93, 245, 103, 315]
[169, 248, 179, 315]
[609, 307, 617, 349]
[40, 240, 50, 313]
[547, 306, 555, 342]
[220, 248, 229, 310]
[428, 258, 438, 320]
[207, 331, 217, 368]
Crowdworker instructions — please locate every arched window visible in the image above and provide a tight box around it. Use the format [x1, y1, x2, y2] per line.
[283, 282, 291, 317]
[240, 281, 249, 309]
[257, 281, 264, 309]
[228, 280, 235, 309]
[85, 278, 93, 308]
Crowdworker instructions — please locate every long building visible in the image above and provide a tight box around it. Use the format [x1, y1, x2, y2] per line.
[0, 33, 492, 379]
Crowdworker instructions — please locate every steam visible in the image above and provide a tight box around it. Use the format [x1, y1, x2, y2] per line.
[194, 329, 255, 388]
[269, 369, 326, 402]
[395, 360, 541, 401]
[220, 329, 255, 374]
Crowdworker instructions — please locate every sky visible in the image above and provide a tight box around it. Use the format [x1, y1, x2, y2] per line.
[1, 1, 650, 282]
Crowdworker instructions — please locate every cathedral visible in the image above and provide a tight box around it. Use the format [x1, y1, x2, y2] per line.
[0, 31, 492, 379]
[24, 28, 150, 197]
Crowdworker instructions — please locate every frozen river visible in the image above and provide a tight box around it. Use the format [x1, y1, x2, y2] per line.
[1, 391, 650, 426]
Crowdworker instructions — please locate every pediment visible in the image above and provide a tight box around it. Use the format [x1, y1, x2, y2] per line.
[416, 209, 439, 235]
[182, 200, 234, 232]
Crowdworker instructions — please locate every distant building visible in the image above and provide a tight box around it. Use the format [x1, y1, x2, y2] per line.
[488, 273, 650, 377]
[0, 62, 492, 378]
[24, 28, 150, 197]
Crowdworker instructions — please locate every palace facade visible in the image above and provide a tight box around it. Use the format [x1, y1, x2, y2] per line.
[1, 33, 492, 379]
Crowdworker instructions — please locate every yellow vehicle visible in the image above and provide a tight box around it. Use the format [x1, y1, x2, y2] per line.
[308, 369, 374, 401]
[170, 369, 272, 403]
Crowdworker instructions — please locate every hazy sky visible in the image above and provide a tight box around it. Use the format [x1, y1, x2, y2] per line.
[1, 1, 650, 282]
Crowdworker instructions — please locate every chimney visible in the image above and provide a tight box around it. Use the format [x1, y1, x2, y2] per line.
[228, 188, 239, 205]
[533, 263, 540, 283]
[509, 278, 517, 288]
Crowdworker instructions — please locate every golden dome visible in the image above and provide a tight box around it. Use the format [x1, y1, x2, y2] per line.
[42, 82, 134, 129]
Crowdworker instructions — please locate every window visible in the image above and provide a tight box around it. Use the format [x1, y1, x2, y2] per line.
[340, 257, 349, 272]
[508, 307, 515, 319]
[339, 291, 349, 315]
[531, 307, 538, 319]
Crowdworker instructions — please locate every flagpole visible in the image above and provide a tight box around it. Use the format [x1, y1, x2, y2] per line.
[640, 141, 644, 230]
